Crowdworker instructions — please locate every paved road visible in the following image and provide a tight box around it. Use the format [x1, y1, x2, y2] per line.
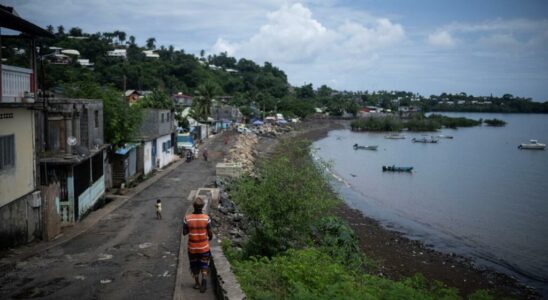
[0, 133, 232, 300]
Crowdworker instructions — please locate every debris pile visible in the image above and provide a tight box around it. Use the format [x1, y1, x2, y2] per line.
[224, 133, 259, 174]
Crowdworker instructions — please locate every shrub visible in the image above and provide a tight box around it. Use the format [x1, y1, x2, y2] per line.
[231, 139, 337, 257]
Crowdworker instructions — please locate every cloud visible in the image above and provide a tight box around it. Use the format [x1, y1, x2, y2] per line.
[428, 18, 548, 51]
[212, 3, 405, 65]
[213, 3, 335, 63]
[338, 19, 405, 55]
[427, 30, 456, 48]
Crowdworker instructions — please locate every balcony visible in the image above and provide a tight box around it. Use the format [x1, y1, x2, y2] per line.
[1, 64, 33, 103]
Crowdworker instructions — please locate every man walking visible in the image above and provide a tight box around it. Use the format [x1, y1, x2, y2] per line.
[183, 197, 213, 293]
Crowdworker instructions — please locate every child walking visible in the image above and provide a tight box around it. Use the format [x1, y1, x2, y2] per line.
[155, 199, 162, 220]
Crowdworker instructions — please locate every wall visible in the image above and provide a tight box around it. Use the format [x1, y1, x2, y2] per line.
[0, 108, 35, 207]
[143, 141, 153, 175]
[138, 109, 173, 139]
[0, 191, 41, 249]
[77, 175, 105, 219]
[155, 134, 174, 169]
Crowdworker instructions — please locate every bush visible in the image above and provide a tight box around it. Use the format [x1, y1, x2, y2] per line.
[428, 114, 481, 128]
[231, 139, 338, 257]
[233, 248, 462, 300]
[483, 118, 506, 127]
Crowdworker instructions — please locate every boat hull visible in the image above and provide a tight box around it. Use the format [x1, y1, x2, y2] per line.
[518, 144, 546, 150]
[382, 166, 413, 172]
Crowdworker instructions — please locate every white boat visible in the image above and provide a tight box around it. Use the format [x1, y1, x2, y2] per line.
[518, 140, 546, 150]
[385, 134, 405, 139]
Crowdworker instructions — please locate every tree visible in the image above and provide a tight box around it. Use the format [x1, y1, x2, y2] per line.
[46, 25, 54, 33]
[200, 49, 205, 58]
[137, 89, 173, 109]
[57, 25, 65, 36]
[192, 81, 220, 122]
[128, 35, 136, 46]
[296, 83, 314, 99]
[69, 27, 82, 37]
[146, 37, 156, 50]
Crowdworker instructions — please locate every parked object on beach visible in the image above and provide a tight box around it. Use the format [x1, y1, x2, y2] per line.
[437, 135, 454, 139]
[353, 143, 378, 150]
[412, 137, 438, 143]
[518, 140, 545, 150]
[385, 134, 405, 139]
[382, 165, 413, 172]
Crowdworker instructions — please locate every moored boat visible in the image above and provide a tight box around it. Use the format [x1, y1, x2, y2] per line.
[382, 165, 413, 172]
[412, 137, 438, 143]
[385, 134, 405, 139]
[437, 135, 454, 139]
[518, 140, 546, 150]
[353, 143, 378, 150]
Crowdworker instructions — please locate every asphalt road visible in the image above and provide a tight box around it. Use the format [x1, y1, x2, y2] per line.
[0, 133, 232, 300]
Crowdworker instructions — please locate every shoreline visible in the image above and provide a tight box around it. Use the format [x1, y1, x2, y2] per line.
[280, 119, 539, 298]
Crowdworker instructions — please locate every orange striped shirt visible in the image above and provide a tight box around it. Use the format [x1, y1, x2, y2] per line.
[184, 214, 211, 253]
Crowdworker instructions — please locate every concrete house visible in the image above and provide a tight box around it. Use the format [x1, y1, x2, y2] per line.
[173, 92, 193, 107]
[112, 109, 175, 187]
[0, 5, 54, 248]
[211, 104, 243, 131]
[38, 99, 108, 224]
[136, 109, 176, 174]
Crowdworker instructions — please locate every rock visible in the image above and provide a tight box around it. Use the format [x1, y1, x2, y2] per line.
[232, 213, 244, 222]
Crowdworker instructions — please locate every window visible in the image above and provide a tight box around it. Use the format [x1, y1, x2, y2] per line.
[166, 112, 170, 121]
[94, 110, 99, 128]
[0, 135, 15, 170]
[161, 113, 164, 123]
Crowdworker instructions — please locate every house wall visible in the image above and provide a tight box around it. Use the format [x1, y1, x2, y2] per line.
[138, 109, 173, 139]
[155, 134, 174, 169]
[0, 108, 35, 208]
[143, 141, 153, 175]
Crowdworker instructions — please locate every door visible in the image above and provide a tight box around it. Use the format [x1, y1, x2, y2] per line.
[151, 139, 157, 169]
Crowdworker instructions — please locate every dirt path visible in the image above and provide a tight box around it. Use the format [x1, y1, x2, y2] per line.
[0, 132, 235, 300]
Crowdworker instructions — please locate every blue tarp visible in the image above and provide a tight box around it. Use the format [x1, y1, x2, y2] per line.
[115, 143, 138, 155]
[252, 120, 264, 125]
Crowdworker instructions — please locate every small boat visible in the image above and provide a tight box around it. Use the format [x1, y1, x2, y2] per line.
[518, 140, 546, 150]
[382, 165, 413, 172]
[385, 134, 405, 139]
[412, 137, 438, 143]
[437, 135, 454, 139]
[353, 143, 378, 150]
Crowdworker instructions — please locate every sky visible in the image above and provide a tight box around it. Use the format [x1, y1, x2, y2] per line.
[4, 0, 548, 100]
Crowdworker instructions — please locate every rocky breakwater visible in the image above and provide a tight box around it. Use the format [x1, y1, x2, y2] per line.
[212, 125, 295, 248]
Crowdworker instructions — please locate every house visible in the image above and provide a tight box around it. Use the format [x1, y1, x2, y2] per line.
[136, 109, 176, 173]
[143, 50, 159, 59]
[173, 92, 193, 107]
[398, 106, 422, 119]
[77, 58, 94, 68]
[211, 104, 243, 131]
[38, 99, 108, 224]
[112, 109, 176, 187]
[106, 49, 127, 59]
[125, 89, 141, 105]
[1, 5, 54, 248]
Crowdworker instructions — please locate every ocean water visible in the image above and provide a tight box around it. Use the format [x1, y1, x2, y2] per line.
[312, 113, 548, 294]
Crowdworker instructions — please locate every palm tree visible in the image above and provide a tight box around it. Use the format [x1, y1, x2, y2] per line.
[192, 81, 219, 122]
[146, 37, 156, 50]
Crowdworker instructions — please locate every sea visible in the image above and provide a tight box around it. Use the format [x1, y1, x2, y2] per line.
[312, 113, 548, 295]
